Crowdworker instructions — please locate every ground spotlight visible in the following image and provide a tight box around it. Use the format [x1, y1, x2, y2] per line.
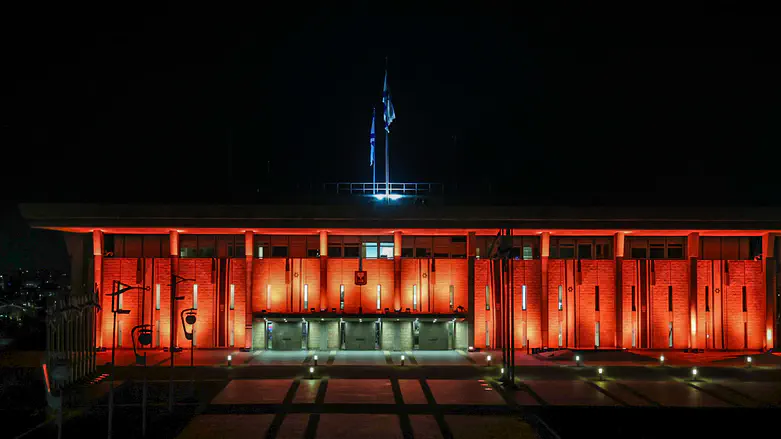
[401, 354, 405, 366]
[314, 354, 318, 366]
[659, 355, 665, 366]
[575, 355, 582, 367]
[227, 354, 232, 367]
[309, 366, 314, 378]
[487, 355, 492, 366]
[746, 356, 752, 368]
[691, 367, 698, 380]
[598, 367, 604, 380]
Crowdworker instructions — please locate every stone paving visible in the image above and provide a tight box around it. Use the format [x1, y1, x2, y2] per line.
[170, 374, 781, 438]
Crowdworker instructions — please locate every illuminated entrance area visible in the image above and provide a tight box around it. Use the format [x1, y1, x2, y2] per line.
[253, 315, 465, 351]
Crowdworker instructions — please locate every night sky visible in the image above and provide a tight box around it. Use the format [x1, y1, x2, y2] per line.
[2, 5, 780, 271]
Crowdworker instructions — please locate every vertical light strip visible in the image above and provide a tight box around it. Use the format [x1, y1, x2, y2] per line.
[522, 285, 527, 311]
[155, 284, 161, 310]
[595, 321, 600, 347]
[485, 320, 490, 347]
[267, 284, 271, 310]
[485, 285, 490, 310]
[118, 289, 123, 310]
[193, 284, 198, 310]
[118, 323, 122, 347]
[156, 320, 160, 346]
[303, 284, 309, 310]
[449, 285, 454, 310]
[193, 327, 196, 347]
[229, 284, 235, 310]
[229, 327, 234, 347]
[340, 284, 345, 310]
[558, 323, 562, 347]
[413, 284, 418, 311]
[376, 285, 381, 310]
[558, 285, 563, 311]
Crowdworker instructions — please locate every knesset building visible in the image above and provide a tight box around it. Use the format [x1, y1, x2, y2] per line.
[20, 202, 781, 352]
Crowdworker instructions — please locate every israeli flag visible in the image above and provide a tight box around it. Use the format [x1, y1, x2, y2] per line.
[370, 107, 376, 166]
[383, 70, 396, 132]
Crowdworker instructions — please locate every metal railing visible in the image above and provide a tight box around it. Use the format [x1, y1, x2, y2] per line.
[324, 182, 444, 197]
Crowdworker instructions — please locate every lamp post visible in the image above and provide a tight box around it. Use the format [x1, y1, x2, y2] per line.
[131, 324, 152, 437]
[107, 281, 148, 439]
[167, 275, 193, 412]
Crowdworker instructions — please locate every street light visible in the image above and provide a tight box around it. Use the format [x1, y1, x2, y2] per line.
[106, 281, 148, 439]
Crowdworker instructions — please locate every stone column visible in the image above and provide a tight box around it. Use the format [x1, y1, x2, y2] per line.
[687, 233, 700, 349]
[244, 231, 254, 349]
[320, 231, 328, 311]
[614, 232, 625, 348]
[540, 232, 550, 348]
[467, 232, 476, 348]
[394, 231, 402, 311]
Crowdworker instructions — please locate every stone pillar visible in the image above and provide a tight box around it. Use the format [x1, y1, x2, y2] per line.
[320, 231, 328, 311]
[614, 232, 625, 348]
[688, 232, 699, 349]
[244, 231, 254, 349]
[763, 233, 777, 350]
[394, 231, 402, 311]
[93, 230, 104, 348]
[540, 232, 550, 348]
[467, 232, 476, 348]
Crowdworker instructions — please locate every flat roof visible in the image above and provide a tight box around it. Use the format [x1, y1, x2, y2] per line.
[18, 203, 781, 233]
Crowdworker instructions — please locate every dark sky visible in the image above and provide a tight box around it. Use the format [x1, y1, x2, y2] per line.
[2, 5, 781, 271]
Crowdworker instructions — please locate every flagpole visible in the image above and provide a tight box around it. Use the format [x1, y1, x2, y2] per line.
[385, 129, 389, 201]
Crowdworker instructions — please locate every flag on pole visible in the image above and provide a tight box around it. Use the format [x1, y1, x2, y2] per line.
[383, 70, 396, 132]
[370, 107, 376, 166]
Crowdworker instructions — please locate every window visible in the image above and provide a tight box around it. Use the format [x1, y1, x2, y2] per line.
[415, 248, 429, 258]
[413, 285, 418, 311]
[559, 244, 575, 259]
[595, 286, 600, 311]
[307, 249, 320, 257]
[522, 285, 527, 311]
[649, 242, 665, 259]
[303, 284, 309, 310]
[742, 286, 747, 312]
[193, 284, 198, 310]
[578, 244, 592, 259]
[401, 248, 414, 258]
[118, 288, 124, 310]
[628, 237, 686, 259]
[485, 285, 491, 310]
[558, 324, 562, 347]
[271, 246, 288, 257]
[363, 242, 378, 258]
[485, 321, 490, 347]
[705, 286, 710, 312]
[557, 285, 563, 311]
[155, 284, 161, 310]
[631, 286, 636, 311]
[344, 246, 360, 258]
[340, 284, 345, 310]
[376, 285, 381, 310]
[668, 322, 673, 348]
[379, 243, 394, 259]
[230, 284, 235, 310]
[328, 246, 342, 257]
[595, 321, 600, 347]
[236, 245, 245, 257]
[668, 286, 673, 312]
[523, 246, 533, 260]
[449, 285, 455, 310]
[197, 236, 215, 257]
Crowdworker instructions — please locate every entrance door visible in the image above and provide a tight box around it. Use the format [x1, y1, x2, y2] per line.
[344, 322, 375, 350]
[418, 322, 449, 350]
[272, 322, 303, 350]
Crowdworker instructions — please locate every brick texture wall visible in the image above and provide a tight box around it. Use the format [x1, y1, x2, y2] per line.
[547, 259, 564, 348]
[513, 260, 541, 348]
[474, 260, 491, 348]
[647, 261, 689, 349]
[230, 258, 247, 348]
[621, 260, 635, 348]
[178, 258, 216, 348]
[431, 259, 468, 313]
[696, 261, 711, 349]
[252, 259, 287, 312]
[724, 261, 765, 349]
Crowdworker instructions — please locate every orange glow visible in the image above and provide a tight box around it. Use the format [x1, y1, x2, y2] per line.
[42, 364, 51, 393]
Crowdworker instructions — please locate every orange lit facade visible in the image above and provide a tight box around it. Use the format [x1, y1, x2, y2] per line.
[21, 203, 780, 352]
